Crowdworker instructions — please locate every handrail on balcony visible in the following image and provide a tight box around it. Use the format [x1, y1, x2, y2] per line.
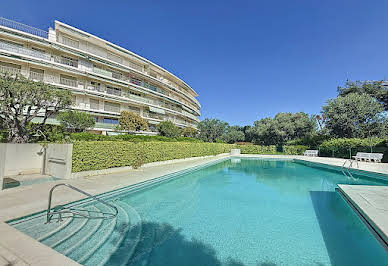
[0, 17, 48, 39]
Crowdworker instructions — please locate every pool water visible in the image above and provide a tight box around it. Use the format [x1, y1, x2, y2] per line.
[9, 158, 388, 265]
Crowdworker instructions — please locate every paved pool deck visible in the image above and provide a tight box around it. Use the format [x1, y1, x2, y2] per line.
[0, 154, 387, 265]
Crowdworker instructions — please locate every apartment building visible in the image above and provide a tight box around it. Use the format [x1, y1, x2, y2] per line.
[0, 17, 201, 134]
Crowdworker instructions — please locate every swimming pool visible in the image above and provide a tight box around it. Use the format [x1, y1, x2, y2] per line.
[8, 158, 388, 265]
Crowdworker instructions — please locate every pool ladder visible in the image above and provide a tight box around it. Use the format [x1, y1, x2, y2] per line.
[46, 183, 118, 223]
[341, 159, 359, 180]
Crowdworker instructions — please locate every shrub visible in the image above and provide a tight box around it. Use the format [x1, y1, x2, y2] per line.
[283, 145, 308, 155]
[319, 138, 388, 161]
[157, 121, 181, 138]
[237, 145, 277, 154]
[182, 127, 198, 138]
[68, 132, 202, 143]
[118, 111, 148, 131]
[57, 110, 95, 132]
[72, 141, 234, 172]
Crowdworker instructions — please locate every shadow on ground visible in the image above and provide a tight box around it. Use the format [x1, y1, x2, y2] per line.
[107, 220, 277, 266]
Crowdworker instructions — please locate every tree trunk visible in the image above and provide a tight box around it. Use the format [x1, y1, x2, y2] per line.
[8, 126, 30, 143]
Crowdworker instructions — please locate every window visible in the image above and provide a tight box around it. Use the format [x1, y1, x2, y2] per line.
[104, 102, 120, 113]
[90, 99, 99, 110]
[59, 55, 78, 68]
[103, 118, 119, 124]
[107, 52, 122, 64]
[106, 86, 122, 96]
[29, 68, 44, 81]
[60, 74, 77, 87]
[62, 35, 79, 49]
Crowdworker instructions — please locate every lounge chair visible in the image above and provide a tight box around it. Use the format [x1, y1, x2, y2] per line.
[352, 152, 383, 163]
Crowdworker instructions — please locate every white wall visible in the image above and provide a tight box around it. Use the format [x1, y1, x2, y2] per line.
[0, 144, 44, 177]
[45, 144, 73, 179]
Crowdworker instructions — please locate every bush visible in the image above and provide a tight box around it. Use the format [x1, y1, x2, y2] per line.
[157, 121, 181, 138]
[68, 132, 202, 142]
[182, 127, 198, 138]
[118, 111, 148, 131]
[237, 145, 277, 154]
[283, 145, 308, 155]
[72, 141, 233, 172]
[319, 138, 388, 161]
[57, 110, 95, 132]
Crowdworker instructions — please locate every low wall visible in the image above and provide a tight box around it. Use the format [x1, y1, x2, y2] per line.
[0, 144, 43, 177]
[45, 144, 73, 179]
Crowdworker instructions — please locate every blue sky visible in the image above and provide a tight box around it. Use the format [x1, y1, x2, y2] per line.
[2, 0, 388, 126]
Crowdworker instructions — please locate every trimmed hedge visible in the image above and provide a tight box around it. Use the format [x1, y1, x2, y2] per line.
[72, 141, 313, 172]
[72, 141, 233, 172]
[282, 145, 308, 155]
[69, 132, 203, 143]
[319, 138, 388, 162]
[237, 145, 277, 154]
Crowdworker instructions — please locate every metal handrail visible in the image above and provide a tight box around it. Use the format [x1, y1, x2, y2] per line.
[46, 183, 118, 223]
[341, 159, 359, 180]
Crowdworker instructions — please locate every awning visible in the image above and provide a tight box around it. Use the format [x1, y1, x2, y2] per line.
[149, 106, 165, 114]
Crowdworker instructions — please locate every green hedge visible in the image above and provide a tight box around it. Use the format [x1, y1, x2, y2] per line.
[72, 141, 233, 172]
[69, 132, 203, 143]
[282, 145, 308, 155]
[237, 145, 277, 154]
[319, 138, 388, 162]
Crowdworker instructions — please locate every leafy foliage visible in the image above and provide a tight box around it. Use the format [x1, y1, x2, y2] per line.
[250, 112, 316, 145]
[337, 80, 388, 111]
[182, 127, 198, 138]
[237, 145, 277, 154]
[319, 137, 388, 161]
[198, 118, 229, 142]
[118, 111, 148, 131]
[321, 93, 387, 138]
[68, 132, 202, 142]
[57, 110, 95, 132]
[72, 141, 233, 172]
[157, 121, 182, 138]
[223, 126, 245, 144]
[0, 73, 72, 143]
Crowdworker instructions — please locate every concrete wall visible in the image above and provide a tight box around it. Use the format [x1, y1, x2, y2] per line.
[0, 144, 44, 177]
[45, 144, 73, 179]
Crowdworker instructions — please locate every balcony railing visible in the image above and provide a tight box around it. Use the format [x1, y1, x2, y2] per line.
[0, 64, 21, 75]
[0, 40, 51, 61]
[60, 76, 77, 87]
[54, 56, 78, 68]
[106, 87, 122, 96]
[104, 104, 120, 113]
[29, 71, 44, 81]
[95, 122, 117, 129]
[0, 17, 48, 39]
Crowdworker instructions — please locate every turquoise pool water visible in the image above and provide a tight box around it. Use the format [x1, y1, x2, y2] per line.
[9, 158, 388, 265]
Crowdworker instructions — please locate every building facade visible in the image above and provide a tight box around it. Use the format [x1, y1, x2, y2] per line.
[0, 17, 200, 135]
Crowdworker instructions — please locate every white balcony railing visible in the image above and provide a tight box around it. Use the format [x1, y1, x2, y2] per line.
[29, 71, 44, 81]
[0, 64, 21, 75]
[0, 17, 48, 38]
[60, 76, 77, 87]
[0, 40, 51, 61]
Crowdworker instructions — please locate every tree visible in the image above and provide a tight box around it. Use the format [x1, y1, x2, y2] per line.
[337, 80, 388, 111]
[0, 73, 72, 143]
[57, 110, 95, 132]
[118, 111, 148, 131]
[198, 118, 229, 142]
[222, 126, 245, 144]
[251, 112, 316, 145]
[157, 121, 181, 138]
[182, 127, 198, 138]
[321, 93, 387, 138]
